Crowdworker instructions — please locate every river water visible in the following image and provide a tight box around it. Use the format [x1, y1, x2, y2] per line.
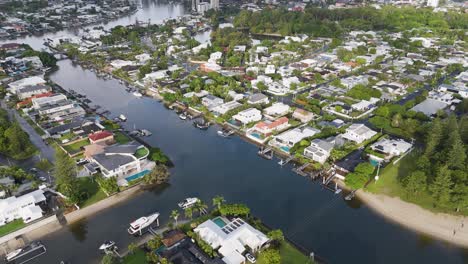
[1, 1, 467, 263]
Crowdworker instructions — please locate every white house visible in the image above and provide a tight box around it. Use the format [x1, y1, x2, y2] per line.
[269, 126, 320, 152]
[370, 138, 412, 159]
[263, 102, 290, 117]
[32, 94, 68, 109]
[16, 85, 50, 100]
[267, 82, 289, 95]
[247, 93, 269, 105]
[212, 101, 242, 116]
[232, 108, 262, 125]
[304, 139, 334, 164]
[292, 108, 316, 123]
[341, 124, 377, 144]
[202, 95, 224, 110]
[265, 64, 276, 75]
[110, 60, 134, 69]
[194, 217, 269, 264]
[8, 76, 46, 93]
[0, 189, 46, 226]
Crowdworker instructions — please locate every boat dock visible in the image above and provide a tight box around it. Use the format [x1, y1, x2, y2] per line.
[5, 241, 46, 264]
[258, 147, 273, 160]
[278, 155, 294, 166]
[292, 162, 310, 176]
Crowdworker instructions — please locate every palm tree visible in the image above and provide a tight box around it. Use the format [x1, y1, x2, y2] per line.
[127, 242, 138, 255]
[212, 195, 225, 210]
[184, 207, 193, 220]
[195, 200, 208, 216]
[170, 210, 180, 226]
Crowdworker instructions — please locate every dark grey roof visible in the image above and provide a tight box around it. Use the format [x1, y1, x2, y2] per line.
[17, 84, 50, 94]
[93, 153, 135, 171]
[104, 142, 140, 154]
[46, 120, 83, 135]
[249, 93, 267, 102]
[311, 138, 334, 152]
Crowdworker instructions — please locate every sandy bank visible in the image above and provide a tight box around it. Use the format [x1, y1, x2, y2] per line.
[356, 190, 468, 248]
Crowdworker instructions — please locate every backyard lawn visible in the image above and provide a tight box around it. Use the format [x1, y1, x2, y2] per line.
[135, 147, 149, 159]
[122, 248, 148, 264]
[257, 241, 314, 264]
[62, 139, 89, 154]
[78, 177, 108, 208]
[0, 220, 26, 237]
[114, 131, 131, 144]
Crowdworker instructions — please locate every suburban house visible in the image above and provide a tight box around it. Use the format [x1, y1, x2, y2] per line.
[88, 130, 114, 145]
[263, 102, 290, 118]
[248, 117, 289, 140]
[369, 138, 412, 160]
[202, 95, 224, 110]
[16, 84, 50, 100]
[247, 93, 269, 105]
[292, 108, 316, 123]
[212, 101, 242, 116]
[32, 94, 86, 122]
[340, 124, 377, 144]
[194, 217, 269, 264]
[232, 108, 262, 125]
[0, 189, 46, 226]
[85, 142, 153, 184]
[304, 138, 334, 164]
[8, 76, 46, 93]
[269, 126, 320, 153]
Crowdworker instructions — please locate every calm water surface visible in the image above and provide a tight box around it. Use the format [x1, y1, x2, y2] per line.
[1, 1, 467, 263]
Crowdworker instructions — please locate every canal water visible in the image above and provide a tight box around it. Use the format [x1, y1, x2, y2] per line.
[1, 1, 467, 263]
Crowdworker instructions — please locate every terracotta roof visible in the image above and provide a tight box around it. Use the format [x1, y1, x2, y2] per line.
[162, 230, 186, 247]
[256, 117, 288, 130]
[88, 130, 113, 141]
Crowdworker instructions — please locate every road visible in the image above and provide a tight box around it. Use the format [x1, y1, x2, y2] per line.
[1, 100, 55, 162]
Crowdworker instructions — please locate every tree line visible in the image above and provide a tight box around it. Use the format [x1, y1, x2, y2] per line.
[0, 109, 36, 160]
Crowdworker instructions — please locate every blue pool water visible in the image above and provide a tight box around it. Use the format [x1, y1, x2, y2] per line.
[213, 217, 227, 228]
[251, 133, 261, 139]
[369, 159, 380, 167]
[280, 146, 290, 152]
[125, 169, 150, 182]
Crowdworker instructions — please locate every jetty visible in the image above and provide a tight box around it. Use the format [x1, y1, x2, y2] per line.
[278, 155, 294, 166]
[258, 147, 273, 160]
[292, 162, 310, 176]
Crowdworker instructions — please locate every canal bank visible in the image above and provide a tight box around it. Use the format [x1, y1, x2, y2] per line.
[20, 58, 464, 264]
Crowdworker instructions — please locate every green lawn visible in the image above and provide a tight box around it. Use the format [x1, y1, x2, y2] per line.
[123, 248, 148, 264]
[0, 220, 26, 237]
[134, 147, 149, 159]
[78, 177, 108, 208]
[114, 131, 131, 144]
[257, 242, 314, 264]
[62, 139, 89, 154]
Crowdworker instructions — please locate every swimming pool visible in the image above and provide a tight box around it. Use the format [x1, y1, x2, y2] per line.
[125, 169, 150, 182]
[280, 146, 290, 152]
[213, 216, 227, 228]
[250, 133, 261, 139]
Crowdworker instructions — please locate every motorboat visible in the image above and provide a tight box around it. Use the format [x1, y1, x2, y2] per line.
[179, 113, 187, 120]
[178, 197, 199, 209]
[133, 91, 143, 97]
[99, 241, 116, 251]
[127, 212, 160, 236]
[5, 249, 22, 261]
[194, 120, 210, 130]
[119, 114, 127, 122]
[217, 128, 234, 137]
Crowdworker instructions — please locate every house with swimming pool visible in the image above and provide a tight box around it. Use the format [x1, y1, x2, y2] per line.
[194, 217, 269, 264]
[269, 126, 320, 153]
[246, 117, 289, 143]
[84, 142, 154, 186]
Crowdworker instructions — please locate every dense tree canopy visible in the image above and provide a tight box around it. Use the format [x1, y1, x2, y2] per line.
[0, 109, 36, 160]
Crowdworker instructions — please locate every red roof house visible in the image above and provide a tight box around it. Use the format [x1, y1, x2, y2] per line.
[88, 130, 114, 144]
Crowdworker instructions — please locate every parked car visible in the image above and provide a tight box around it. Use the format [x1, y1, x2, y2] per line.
[39, 176, 47, 182]
[245, 253, 256, 263]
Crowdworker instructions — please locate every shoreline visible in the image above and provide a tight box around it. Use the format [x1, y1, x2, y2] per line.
[355, 189, 468, 249]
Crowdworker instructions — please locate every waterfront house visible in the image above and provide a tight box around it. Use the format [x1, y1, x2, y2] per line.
[32, 94, 86, 122]
[292, 108, 316, 123]
[194, 217, 269, 264]
[263, 102, 290, 118]
[248, 117, 289, 141]
[232, 108, 262, 125]
[0, 189, 46, 226]
[8, 76, 46, 93]
[304, 138, 334, 164]
[212, 101, 242, 116]
[16, 84, 50, 100]
[340, 124, 377, 144]
[369, 138, 412, 160]
[88, 130, 114, 145]
[202, 94, 224, 110]
[247, 93, 269, 105]
[269, 126, 320, 153]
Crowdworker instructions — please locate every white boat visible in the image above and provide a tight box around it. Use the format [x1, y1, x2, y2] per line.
[119, 114, 127, 121]
[5, 249, 22, 261]
[127, 212, 160, 236]
[179, 113, 187, 120]
[133, 91, 143, 97]
[178, 197, 199, 209]
[99, 241, 116, 251]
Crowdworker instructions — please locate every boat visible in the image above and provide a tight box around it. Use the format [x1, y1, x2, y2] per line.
[217, 128, 234, 137]
[99, 241, 116, 251]
[119, 114, 127, 122]
[141, 129, 152, 136]
[179, 113, 187, 120]
[127, 212, 160, 236]
[133, 91, 143, 97]
[6, 249, 22, 261]
[194, 120, 210, 130]
[178, 197, 199, 209]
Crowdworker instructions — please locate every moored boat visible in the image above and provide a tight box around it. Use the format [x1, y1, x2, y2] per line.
[127, 212, 160, 236]
[119, 114, 127, 121]
[178, 197, 199, 209]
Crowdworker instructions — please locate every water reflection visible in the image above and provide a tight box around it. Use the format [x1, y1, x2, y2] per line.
[68, 218, 89, 242]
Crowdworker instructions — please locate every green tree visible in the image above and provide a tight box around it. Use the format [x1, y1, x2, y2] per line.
[184, 207, 193, 220]
[143, 165, 170, 185]
[403, 170, 427, 197]
[127, 243, 138, 255]
[345, 163, 375, 189]
[101, 254, 119, 264]
[259, 249, 281, 264]
[170, 210, 180, 226]
[267, 229, 284, 243]
[424, 118, 443, 157]
[446, 131, 466, 170]
[147, 235, 163, 250]
[430, 166, 453, 208]
[54, 148, 80, 203]
[212, 195, 225, 210]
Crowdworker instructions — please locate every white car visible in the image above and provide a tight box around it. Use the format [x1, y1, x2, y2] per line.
[245, 253, 256, 263]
